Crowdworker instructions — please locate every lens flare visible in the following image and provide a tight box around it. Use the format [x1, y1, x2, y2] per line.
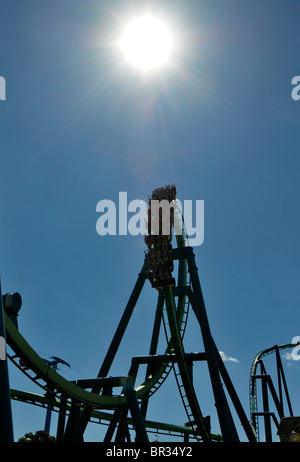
[120, 15, 173, 72]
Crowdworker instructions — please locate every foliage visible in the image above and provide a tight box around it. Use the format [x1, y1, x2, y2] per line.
[18, 430, 56, 442]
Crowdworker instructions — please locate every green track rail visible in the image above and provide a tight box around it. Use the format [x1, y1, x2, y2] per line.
[164, 287, 211, 442]
[5, 275, 189, 409]
[10, 388, 222, 441]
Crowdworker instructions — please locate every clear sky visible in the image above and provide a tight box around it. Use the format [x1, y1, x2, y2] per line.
[0, 0, 299, 442]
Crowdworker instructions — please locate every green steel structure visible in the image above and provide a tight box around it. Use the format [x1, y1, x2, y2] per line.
[250, 343, 299, 442]
[2, 185, 295, 442]
[0, 282, 14, 442]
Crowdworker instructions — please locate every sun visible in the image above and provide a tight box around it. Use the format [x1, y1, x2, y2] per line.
[119, 15, 173, 72]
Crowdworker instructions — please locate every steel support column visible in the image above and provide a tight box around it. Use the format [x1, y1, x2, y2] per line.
[140, 291, 165, 419]
[275, 346, 293, 416]
[185, 247, 239, 442]
[0, 280, 14, 442]
[56, 394, 67, 442]
[260, 363, 272, 442]
[123, 378, 149, 442]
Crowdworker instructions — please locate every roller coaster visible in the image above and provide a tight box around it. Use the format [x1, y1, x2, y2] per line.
[249, 342, 300, 442]
[0, 185, 298, 443]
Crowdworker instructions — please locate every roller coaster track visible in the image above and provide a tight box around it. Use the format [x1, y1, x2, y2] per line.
[249, 342, 300, 441]
[5, 265, 189, 405]
[146, 204, 190, 393]
[141, 195, 210, 441]
[10, 388, 222, 441]
[4, 191, 214, 441]
[4, 256, 200, 439]
[164, 287, 211, 441]
[145, 203, 191, 400]
[3, 186, 259, 443]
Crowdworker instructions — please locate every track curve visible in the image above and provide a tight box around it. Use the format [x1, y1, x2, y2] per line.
[249, 342, 300, 440]
[5, 202, 201, 439]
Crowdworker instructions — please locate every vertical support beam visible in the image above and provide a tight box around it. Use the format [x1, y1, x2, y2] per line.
[115, 408, 130, 442]
[164, 287, 211, 442]
[123, 378, 149, 442]
[186, 248, 239, 442]
[140, 291, 164, 419]
[104, 408, 122, 442]
[56, 395, 67, 442]
[260, 362, 272, 442]
[0, 279, 14, 442]
[213, 341, 257, 442]
[275, 347, 284, 416]
[187, 358, 193, 383]
[148, 291, 165, 359]
[44, 387, 56, 434]
[44, 403, 52, 434]
[62, 400, 82, 442]
[275, 347, 293, 417]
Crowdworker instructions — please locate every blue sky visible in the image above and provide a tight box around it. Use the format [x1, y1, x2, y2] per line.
[0, 0, 299, 442]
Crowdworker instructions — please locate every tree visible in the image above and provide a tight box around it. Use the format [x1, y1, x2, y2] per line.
[18, 430, 56, 442]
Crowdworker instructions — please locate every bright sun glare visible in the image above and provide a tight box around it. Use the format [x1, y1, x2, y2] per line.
[119, 15, 173, 72]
